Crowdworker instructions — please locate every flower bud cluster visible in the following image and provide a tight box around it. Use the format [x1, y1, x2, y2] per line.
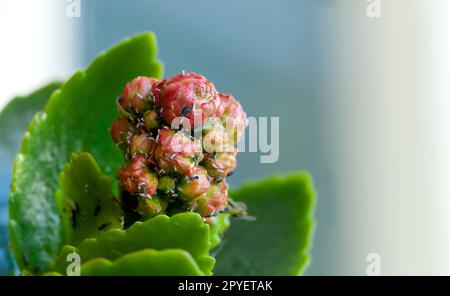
[111, 73, 247, 220]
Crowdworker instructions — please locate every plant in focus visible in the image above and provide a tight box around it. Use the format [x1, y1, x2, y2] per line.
[112, 73, 249, 226]
[0, 33, 316, 276]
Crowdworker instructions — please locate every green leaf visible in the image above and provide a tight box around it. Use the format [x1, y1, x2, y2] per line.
[46, 249, 203, 276]
[214, 172, 316, 275]
[208, 213, 230, 251]
[53, 213, 214, 275]
[0, 82, 61, 275]
[9, 33, 163, 273]
[55, 152, 123, 247]
[80, 249, 204, 276]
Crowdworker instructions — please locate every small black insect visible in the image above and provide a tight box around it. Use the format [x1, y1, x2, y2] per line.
[94, 205, 101, 216]
[70, 202, 80, 229]
[227, 171, 234, 177]
[71, 215, 77, 229]
[181, 106, 190, 116]
[190, 175, 200, 181]
[98, 222, 111, 231]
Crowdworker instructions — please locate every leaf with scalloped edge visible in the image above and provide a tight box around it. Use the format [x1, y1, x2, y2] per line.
[53, 212, 214, 275]
[55, 152, 123, 247]
[46, 249, 203, 276]
[81, 249, 203, 276]
[208, 213, 230, 251]
[0, 82, 61, 275]
[9, 33, 163, 273]
[214, 172, 316, 275]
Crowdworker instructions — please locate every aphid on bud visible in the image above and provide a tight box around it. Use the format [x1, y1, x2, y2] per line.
[181, 106, 190, 116]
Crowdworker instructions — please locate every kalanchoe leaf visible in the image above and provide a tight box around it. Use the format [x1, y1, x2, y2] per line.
[79, 249, 204, 276]
[55, 152, 123, 246]
[9, 33, 162, 273]
[0, 82, 61, 275]
[47, 249, 204, 276]
[214, 173, 316, 275]
[52, 212, 214, 275]
[207, 213, 230, 252]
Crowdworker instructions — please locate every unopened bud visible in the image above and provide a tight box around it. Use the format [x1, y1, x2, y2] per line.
[202, 118, 227, 153]
[154, 129, 202, 176]
[143, 110, 160, 130]
[157, 72, 221, 127]
[118, 156, 158, 195]
[178, 166, 211, 200]
[129, 133, 156, 157]
[117, 77, 159, 117]
[220, 93, 247, 144]
[194, 181, 228, 217]
[157, 176, 176, 193]
[202, 146, 237, 179]
[110, 117, 134, 148]
[136, 195, 168, 219]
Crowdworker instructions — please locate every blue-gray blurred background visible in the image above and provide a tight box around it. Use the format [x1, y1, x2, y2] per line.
[2, 0, 450, 275]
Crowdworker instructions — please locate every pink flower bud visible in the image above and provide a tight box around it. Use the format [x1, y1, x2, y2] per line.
[110, 116, 134, 148]
[117, 76, 160, 116]
[157, 72, 221, 127]
[194, 181, 228, 217]
[128, 133, 156, 158]
[219, 93, 247, 144]
[154, 128, 202, 176]
[202, 146, 237, 179]
[202, 118, 228, 153]
[178, 166, 211, 200]
[118, 156, 158, 195]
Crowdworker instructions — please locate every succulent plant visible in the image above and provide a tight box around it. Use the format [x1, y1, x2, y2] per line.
[2, 33, 316, 276]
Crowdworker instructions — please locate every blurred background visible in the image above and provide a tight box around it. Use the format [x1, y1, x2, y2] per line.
[1, 0, 450, 275]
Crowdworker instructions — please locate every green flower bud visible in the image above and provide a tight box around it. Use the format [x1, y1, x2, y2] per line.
[136, 195, 168, 219]
[157, 176, 176, 193]
[143, 110, 160, 130]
